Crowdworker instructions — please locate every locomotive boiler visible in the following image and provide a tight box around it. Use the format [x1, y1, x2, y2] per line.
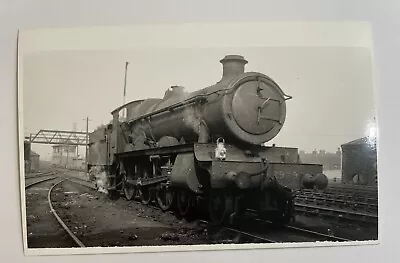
[89, 55, 328, 225]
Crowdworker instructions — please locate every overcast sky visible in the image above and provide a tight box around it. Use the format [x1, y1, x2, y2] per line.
[22, 46, 376, 160]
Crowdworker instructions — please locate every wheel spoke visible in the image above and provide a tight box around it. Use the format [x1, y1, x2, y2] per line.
[156, 186, 175, 211]
[123, 184, 134, 200]
[177, 190, 193, 217]
[140, 187, 151, 205]
[209, 190, 233, 225]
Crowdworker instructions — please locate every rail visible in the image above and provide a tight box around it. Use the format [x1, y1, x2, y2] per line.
[25, 176, 57, 188]
[25, 171, 56, 179]
[295, 195, 378, 214]
[223, 226, 278, 243]
[25, 176, 85, 247]
[284, 224, 350, 242]
[47, 179, 86, 247]
[295, 203, 378, 223]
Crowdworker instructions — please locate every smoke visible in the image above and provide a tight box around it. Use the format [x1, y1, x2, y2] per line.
[88, 165, 109, 194]
[89, 141, 106, 166]
[162, 86, 202, 137]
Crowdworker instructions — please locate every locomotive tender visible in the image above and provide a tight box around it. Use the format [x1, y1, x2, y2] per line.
[88, 55, 328, 225]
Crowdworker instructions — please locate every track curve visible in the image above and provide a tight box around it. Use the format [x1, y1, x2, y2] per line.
[25, 176, 57, 188]
[47, 179, 86, 247]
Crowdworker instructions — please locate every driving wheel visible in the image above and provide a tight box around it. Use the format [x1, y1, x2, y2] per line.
[156, 185, 175, 211]
[176, 189, 195, 218]
[208, 189, 233, 225]
[139, 186, 152, 205]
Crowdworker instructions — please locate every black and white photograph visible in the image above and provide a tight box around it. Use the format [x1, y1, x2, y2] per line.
[18, 22, 379, 255]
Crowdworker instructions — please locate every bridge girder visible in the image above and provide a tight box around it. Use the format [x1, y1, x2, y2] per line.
[26, 129, 89, 146]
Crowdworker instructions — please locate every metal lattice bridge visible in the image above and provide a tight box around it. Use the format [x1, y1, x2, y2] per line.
[26, 129, 88, 146]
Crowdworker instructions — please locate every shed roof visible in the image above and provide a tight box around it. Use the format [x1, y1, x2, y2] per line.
[341, 136, 376, 147]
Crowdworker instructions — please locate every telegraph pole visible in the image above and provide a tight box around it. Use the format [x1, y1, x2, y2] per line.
[66, 139, 69, 169]
[122, 62, 129, 120]
[85, 117, 89, 165]
[73, 122, 78, 158]
[83, 117, 91, 173]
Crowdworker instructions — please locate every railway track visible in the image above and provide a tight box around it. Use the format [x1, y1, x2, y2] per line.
[199, 219, 350, 244]
[47, 179, 86, 247]
[58, 171, 373, 243]
[65, 178, 343, 244]
[295, 187, 378, 224]
[283, 224, 350, 242]
[298, 190, 378, 205]
[310, 187, 378, 200]
[208, 223, 278, 243]
[25, 176, 58, 188]
[66, 175, 377, 231]
[25, 171, 56, 180]
[63, 176, 97, 190]
[25, 175, 86, 248]
[294, 203, 378, 224]
[328, 184, 378, 193]
[295, 194, 378, 213]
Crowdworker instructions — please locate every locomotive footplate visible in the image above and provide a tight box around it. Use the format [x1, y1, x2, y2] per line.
[116, 143, 194, 158]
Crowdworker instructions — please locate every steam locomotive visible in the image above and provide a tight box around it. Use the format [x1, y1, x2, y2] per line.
[88, 55, 328, 225]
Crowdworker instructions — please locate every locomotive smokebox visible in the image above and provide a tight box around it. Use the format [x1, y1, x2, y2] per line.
[220, 55, 248, 80]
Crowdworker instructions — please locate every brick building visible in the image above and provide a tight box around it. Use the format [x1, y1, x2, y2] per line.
[299, 148, 341, 171]
[23, 141, 40, 172]
[341, 137, 377, 185]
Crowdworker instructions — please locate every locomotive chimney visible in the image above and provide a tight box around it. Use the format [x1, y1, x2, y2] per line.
[220, 55, 248, 80]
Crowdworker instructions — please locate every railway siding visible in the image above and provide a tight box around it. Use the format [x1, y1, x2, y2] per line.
[25, 177, 79, 248]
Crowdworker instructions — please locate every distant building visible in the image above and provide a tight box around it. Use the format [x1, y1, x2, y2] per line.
[51, 140, 84, 169]
[24, 140, 40, 172]
[24, 141, 31, 172]
[30, 151, 40, 170]
[299, 148, 341, 170]
[341, 137, 377, 186]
